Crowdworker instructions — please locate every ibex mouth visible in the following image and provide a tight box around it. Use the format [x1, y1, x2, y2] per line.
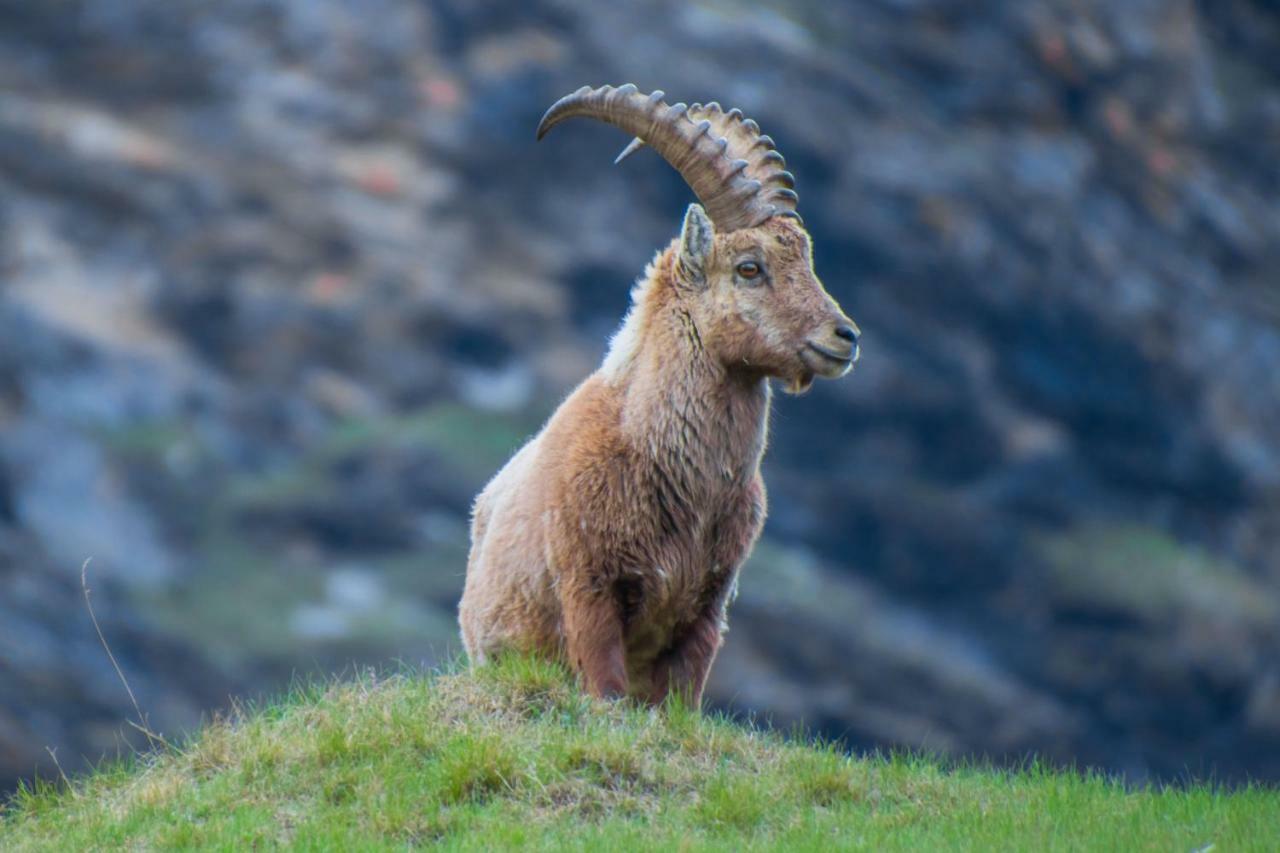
[803, 342, 856, 378]
[807, 341, 855, 363]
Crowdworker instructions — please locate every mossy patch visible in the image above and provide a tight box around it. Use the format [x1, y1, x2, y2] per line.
[1037, 523, 1278, 627]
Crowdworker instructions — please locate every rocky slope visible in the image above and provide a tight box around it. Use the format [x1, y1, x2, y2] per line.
[1, 0, 1278, 790]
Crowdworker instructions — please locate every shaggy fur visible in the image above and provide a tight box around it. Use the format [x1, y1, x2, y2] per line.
[459, 208, 857, 705]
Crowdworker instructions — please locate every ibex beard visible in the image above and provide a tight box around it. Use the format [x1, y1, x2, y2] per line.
[459, 85, 860, 706]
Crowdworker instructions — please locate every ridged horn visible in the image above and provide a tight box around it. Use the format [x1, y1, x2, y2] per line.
[536, 84, 800, 231]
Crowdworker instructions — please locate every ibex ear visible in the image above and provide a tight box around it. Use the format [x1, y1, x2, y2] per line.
[678, 203, 715, 284]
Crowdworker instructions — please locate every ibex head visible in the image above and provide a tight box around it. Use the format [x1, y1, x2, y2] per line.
[538, 84, 858, 394]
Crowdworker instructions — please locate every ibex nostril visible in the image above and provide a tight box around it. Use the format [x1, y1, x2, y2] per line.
[834, 324, 860, 344]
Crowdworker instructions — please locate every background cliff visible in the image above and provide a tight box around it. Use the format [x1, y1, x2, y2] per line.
[1, 0, 1278, 790]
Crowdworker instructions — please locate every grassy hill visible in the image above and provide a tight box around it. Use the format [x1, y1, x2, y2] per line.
[2, 657, 1276, 851]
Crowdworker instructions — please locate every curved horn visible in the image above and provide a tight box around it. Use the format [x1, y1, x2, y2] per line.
[536, 84, 800, 231]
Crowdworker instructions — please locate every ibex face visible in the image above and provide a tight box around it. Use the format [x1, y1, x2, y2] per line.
[675, 203, 859, 394]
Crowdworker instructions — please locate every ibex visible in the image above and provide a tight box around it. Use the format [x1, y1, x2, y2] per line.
[459, 85, 859, 706]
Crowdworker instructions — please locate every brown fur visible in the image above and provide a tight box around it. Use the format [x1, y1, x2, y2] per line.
[459, 213, 856, 705]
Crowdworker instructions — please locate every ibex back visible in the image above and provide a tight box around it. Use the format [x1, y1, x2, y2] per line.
[459, 85, 859, 706]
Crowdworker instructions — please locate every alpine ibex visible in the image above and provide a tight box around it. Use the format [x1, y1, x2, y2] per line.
[459, 85, 859, 706]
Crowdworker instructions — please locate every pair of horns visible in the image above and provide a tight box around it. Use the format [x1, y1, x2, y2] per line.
[536, 84, 800, 232]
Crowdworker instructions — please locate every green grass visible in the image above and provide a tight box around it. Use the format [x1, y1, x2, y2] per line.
[3, 657, 1276, 851]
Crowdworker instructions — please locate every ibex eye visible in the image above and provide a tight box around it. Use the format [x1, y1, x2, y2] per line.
[736, 261, 762, 279]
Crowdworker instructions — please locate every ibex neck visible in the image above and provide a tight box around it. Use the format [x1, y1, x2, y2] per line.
[605, 249, 771, 488]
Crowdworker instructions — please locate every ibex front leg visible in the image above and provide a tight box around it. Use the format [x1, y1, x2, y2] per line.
[560, 576, 628, 700]
[646, 602, 726, 707]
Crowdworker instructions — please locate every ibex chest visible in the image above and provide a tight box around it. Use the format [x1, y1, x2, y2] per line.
[618, 460, 757, 653]
[607, 371, 769, 656]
